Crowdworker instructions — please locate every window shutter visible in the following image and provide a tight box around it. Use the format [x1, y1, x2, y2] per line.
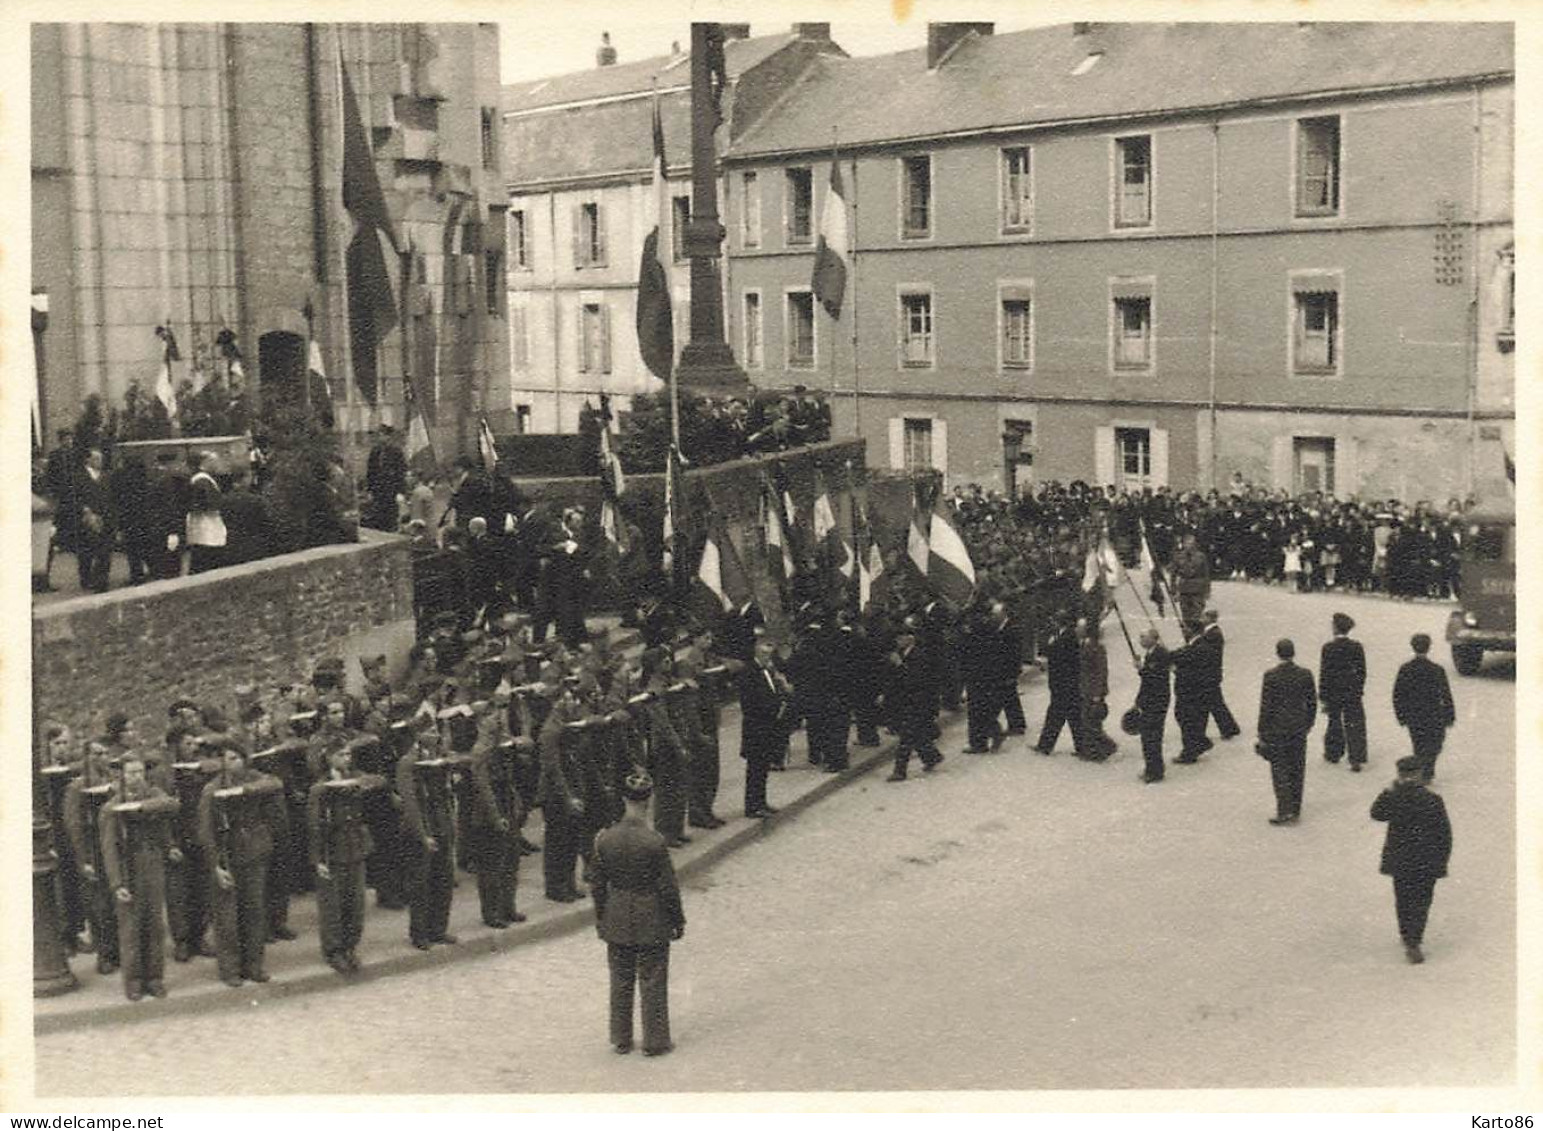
[571, 204, 583, 268]
[1336, 435, 1357, 499]
[888, 418, 905, 470]
[1151, 428, 1170, 488]
[933, 418, 949, 476]
[1271, 436, 1292, 492]
[595, 203, 608, 266]
[1095, 426, 1115, 487]
[577, 305, 589, 373]
[599, 303, 612, 373]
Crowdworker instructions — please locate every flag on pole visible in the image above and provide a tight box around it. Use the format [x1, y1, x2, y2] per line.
[1081, 545, 1102, 593]
[1139, 525, 1158, 574]
[636, 93, 674, 383]
[478, 415, 500, 475]
[925, 489, 976, 607]
[694, 518, 752, 621]
[762, 477, 795, 586]
[403, 374, 436, 476]
[662, 443, 686, 590]
[1098, 531, 1126, 590]
[811, 158, 849, 319]
[340, 47, 398, 404]
[811, 470, 853, 580]
[308, 339, 333, 402]
[854, 493, 884, 611]
[154, 325, 180, 419]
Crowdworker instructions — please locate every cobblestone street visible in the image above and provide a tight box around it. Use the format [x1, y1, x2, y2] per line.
[36, 580, 1514, 1096]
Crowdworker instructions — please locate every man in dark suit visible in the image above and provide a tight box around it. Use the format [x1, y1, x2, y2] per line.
[74, 448, 115, 592]
[1371, 755, 1453, 964]
[1033, 613, 1082, 756]
[591, 769, 686, 1057]
[1170, 626, 1212, 764]
[1134, 627, 1171, 783]
[1257, 638, 1317, 825]
[1392, 633, 1456, 783]
[738, 630, 789, 816]
[885, 617, 944, 781]
[364, 424, 407, 532]
[1197, 609, 1241, 740]
[1320, 611, 1368, 772]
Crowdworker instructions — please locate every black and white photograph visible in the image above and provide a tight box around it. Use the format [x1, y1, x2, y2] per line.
[7, 0, 1536, 1113]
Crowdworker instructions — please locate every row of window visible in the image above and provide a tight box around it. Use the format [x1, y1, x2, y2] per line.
[743, 276, 1341, 376]
[748, 116, 1340, 245]
[505, 115, 1342, 274]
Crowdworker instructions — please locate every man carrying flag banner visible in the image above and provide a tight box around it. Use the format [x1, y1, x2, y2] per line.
[811, 157, 849, 319]
[693, 515, 753, 625]
[909, 479, 976, 609]
[636, 92, 674, 384]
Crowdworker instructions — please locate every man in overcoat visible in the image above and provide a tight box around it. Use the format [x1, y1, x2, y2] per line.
[1319, 612, 1368, 771]
[1392, 633, 1456, 783]
[1370, 755, 1453, 964]
[591, 769, 686, 1057]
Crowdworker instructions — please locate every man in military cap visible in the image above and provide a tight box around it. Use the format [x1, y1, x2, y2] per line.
[591, 769, 686, 1057]
[539, 675, 590, 902]
[163, 725, 218, 962]
[310, 737, 387, 973]
[643, 648, 695, 848]
[197, 737, 286, 987]
[397, 723, 461, 949]
[63, 739, 121, 975]
[99, 755, 180, 999]
[679, 631, 728, 826]
[465, 703, 527, 930]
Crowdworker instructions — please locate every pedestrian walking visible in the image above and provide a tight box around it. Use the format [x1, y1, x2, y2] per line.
[1033, 614, 1081, 756]
[1320, 612, 1368, 771]
[1197, 609, 1241, 741]
[1371, 756, 1453, 964]
[1256, 639, 1317, 825]
[591, 769, 685, 1057]
[1393, 633, 1456, 783]
[884, 618, 944, 781]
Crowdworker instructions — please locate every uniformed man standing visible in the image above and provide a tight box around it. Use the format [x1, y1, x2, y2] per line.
[1172, 532, 1211, 639]
[310, 737, 386, 973]
[99, 756, 180, 1000]
[591, 769, 686, 1057]
[1319, 612, 1368, 772]
[63, 741, 119, 975]
[1170, 628, 1213, 764]
[465, 713, 526, 929]
[197, 739, 286, 987]
[539, 677, 590, 901]
[397, 725, 462, 948]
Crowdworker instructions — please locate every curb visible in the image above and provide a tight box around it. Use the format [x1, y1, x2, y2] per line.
[34, 736, 899, 1035]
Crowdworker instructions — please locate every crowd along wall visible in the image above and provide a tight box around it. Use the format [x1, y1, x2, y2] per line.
[32, 531, 416, 748]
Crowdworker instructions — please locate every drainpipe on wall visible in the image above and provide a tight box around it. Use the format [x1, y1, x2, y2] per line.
[549, 191, 561, 430]
[1464, 82, 1482, 499]
[1207, 118, 1221, 492]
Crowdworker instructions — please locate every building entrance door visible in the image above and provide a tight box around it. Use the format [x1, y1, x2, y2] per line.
[1294, 436, 1335, 496]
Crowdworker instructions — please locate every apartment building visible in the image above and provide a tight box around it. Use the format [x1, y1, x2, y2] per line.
[721, 22, 1514, 500]
[501, 24, 844, 433]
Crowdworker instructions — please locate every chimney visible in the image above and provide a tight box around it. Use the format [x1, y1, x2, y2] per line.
[792, 23, 830, 42]
[926, 22, 993, 69]
[721, 23, 751, 41]
[596, 31, 617, 67]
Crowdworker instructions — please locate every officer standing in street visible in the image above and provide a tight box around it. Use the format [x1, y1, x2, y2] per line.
[591, 769, 685, 1057]
[310, 737, 386, 973]
[397, 724, 462, 948]
[1256, 639, 1317, 826]
[1370, 756, 1453, 965]
[99, 756, 180, 1000]
[1320, 612, 1369, 772]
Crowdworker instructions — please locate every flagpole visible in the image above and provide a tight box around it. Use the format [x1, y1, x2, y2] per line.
[828, 128, 839, 412]
[849, 157, 861, 438]
[656, 80, 682, 454]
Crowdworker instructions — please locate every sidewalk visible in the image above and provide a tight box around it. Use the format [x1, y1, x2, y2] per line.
[34, 697, 906, 1034]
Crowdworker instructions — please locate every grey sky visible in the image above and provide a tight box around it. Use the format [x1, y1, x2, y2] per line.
[499, 12, 1051, 85]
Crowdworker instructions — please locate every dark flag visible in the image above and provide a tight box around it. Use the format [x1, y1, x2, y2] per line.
[811, 159, 849, 319]
[341, 52, 398, 404]
[636, 93, 674, 383]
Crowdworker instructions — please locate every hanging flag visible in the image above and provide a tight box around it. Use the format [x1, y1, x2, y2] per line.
[154, 325, 180, 419]
[403, 374, 436, 476]
[636, 93, 674, 382]
[854, 493, 885, 612]
[1098, 530, 1126, 590]
[694, 518, 752, 621]
[341, 48, 399, 403]
[478, 415, 500, 475]
[597, 396, 626, 498]
[30, 293, 46, 449]
[1081, 545, 1102, 593]
[762, 477, 795, 586]
[1139, 524, 1158, 574]
[662, 443, 687, 592]
[308, 338, 333, 402]
[811, 158, 849, 319]
[926, 490, 976, 608]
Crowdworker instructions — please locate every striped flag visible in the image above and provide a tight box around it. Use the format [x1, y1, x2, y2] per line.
[662, 444, 685, 590]
[154, 325, 180, 419]
[854, 493, 884, 611]
[340, 48, 398, 403]
[478, 415, 500, 475]
[635, 93, 674, 382]
[694, 519, 752, 621]
[811, 158, 849, 319]
[924, 488, 976, 608]
[404, 374, 436, 476]
[762, 476, 795, 585]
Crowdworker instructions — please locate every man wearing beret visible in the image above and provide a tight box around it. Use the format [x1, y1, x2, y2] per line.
[591, 769, 685, 1057]
[1371, 756, 1453, 964]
